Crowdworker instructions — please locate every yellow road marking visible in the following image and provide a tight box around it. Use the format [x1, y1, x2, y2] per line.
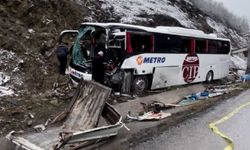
[209, 101, 250, 150]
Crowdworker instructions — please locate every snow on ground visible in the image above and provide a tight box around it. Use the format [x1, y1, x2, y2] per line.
[230, 54, 247, 76]
[230, 55, 247, 70]
[206, 18, 248, 48]
[0, 49, 24, 97]
[102, 0, 196, 28]
[0, 72, 10, 85]
[0, 72, 14, 97]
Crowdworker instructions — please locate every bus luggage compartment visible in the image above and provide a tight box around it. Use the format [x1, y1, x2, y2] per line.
[151, 66, 180, 89]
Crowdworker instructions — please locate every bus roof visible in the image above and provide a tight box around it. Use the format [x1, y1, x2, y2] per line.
[81, 22, 230, 42]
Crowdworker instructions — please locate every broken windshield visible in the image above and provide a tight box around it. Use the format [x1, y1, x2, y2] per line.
[72, 25, 106, 67]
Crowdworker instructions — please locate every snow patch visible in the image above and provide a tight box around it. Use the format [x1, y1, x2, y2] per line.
[28, 29, 35, 34]
[206, 18, 226, 36]
[230, 55, 247, 71]
[0, 72, 10, 85]
[0, 49, 24, 96]
[102, 0, 196, 28]
[207, 18, 248, 48]
[0, 86, 14, 97]
[0, 72, 14, 97]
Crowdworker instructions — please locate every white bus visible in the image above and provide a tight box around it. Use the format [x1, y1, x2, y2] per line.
[61, 23, 231, 94]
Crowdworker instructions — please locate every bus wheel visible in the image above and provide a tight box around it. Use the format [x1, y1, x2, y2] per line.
[206, 71, 214, 83]
[132, 76, 148, 95]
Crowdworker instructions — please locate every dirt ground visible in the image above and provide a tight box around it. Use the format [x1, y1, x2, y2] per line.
[0, 75, 74, 136]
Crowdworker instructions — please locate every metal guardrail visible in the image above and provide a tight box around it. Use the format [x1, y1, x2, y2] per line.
[231, 47, 248, 54]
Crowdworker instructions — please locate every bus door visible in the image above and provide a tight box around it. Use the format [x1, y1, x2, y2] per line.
[58, 30, 78, 46]
[58, 30, 78, 56]
[123, 31, 154, 94]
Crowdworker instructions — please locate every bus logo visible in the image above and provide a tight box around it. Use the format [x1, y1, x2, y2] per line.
[182, 54, 199, 83]
[136, 56, 166, 65]
[136, 56, 144, 65]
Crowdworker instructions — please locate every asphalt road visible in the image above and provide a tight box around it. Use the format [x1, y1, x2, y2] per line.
[133, 89, 250, 150]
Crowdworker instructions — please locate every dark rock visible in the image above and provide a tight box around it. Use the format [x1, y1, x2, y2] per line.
[11, 109, 24, 116]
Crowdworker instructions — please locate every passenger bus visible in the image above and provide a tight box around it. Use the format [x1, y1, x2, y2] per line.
[60, 23, 231, 94]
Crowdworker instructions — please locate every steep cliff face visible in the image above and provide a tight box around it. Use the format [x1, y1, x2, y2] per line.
[0, 0, 249, 96]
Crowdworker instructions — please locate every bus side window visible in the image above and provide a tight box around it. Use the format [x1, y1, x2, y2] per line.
[154, 34, 181, 53]
[207, 40, 217, 54]
[181, 38, 191, 53]
[218, 41, 230, 54]
[196, 40, 206, 53]
[130, 33, 153, 53]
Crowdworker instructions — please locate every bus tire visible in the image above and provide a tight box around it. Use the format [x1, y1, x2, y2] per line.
[132, 76, 148, 95]
[206, 71, 214, 83]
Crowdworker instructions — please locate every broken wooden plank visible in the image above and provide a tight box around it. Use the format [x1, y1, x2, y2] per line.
[63, 80, 112, 131]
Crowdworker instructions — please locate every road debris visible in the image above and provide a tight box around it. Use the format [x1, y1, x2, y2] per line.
[140, 101, 180, 112]
[28, 113, 34, 119]
[33, 124, 46, 132]
[241, 74, 250, 82]
[6, 80, 125, 150]
[177, 91, 210, 105]
[126, 101, 174, 121]
[127, 111, 171, 121]
[26, 120, 33, 127]
[177, 82, 244, 106]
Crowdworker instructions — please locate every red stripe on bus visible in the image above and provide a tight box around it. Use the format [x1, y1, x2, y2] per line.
[150, 34, 154, 52]
[191, 39, 195, 54]
[126, 32, 133, 53]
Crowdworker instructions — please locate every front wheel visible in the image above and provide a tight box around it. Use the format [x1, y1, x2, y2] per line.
[132, 76, 148, 95]
[206, 71, 214, 83]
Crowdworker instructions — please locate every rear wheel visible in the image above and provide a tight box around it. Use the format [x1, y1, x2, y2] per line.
[132, 76, 148, 95]
[206, 71, 214, 83]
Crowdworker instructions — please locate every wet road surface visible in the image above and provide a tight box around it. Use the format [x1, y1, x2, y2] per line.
[133, 89, 250, 150]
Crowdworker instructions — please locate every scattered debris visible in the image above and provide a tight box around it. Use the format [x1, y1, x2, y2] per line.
[208, 92, 224, 98]
[33, 124, 46, 132]
[6, 80, 125, 150]
[177, 82, 244, 106]
[127, 111, 171, 121]
[241, 74, 250, 82]
[113, 92, 135, 99]
[140, 101, 180, 112]
[28, 113, 34, 119]
[44, 118, 51, 127]
[126, 101, 175, 121]
[26, 120, 33, 127]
